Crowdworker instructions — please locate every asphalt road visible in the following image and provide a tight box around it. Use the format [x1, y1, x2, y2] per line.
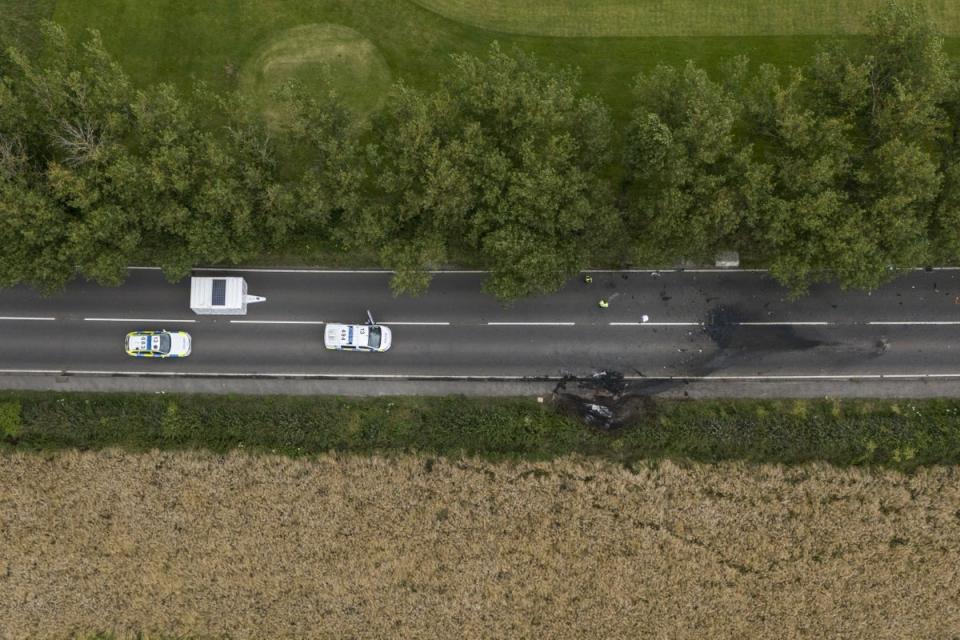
[1, 267, 960, 384]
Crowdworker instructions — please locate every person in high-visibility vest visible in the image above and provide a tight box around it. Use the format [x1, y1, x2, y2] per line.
[598, 299, 609, 309]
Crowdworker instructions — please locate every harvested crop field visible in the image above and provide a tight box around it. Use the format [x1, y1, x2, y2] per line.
[3, 451, 960, 639]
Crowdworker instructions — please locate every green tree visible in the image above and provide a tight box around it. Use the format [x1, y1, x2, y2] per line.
[362, 44, 618, 299]
[740, 63, 878, 292]
[272, 79, 365, 264]
[740, 2, 949, 294]
[1, 22, 141, 289]
[1, 23, 296, 289]
[624, 61, 754, 265]
[358, 83, 473, 295]
[124, 81, 300, 281]
[933, 75, 960, 261]
[449, 46, 618, 299]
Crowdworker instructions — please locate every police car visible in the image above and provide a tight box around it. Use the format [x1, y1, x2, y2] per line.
[324, 323, 392, 352]
[125, 330, 192, 358]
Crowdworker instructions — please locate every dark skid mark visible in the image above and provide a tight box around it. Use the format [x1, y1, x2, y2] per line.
[704, 305, 824, 351]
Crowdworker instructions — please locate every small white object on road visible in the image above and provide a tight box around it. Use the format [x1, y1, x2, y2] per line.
[641, 315, 649, 323]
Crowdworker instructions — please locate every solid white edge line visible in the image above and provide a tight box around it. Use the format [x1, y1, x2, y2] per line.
[195, 268, 394, 273]
[0, 316, 56, 321]
[5, 369, 960, 381]
[230, 320, 325, 325]
[584, 269, 769, 273]
[126, 265, 960, 275]
[486, 322, 576, 326]
[190, 267, 487, 274]
[84, 318, 197, 323]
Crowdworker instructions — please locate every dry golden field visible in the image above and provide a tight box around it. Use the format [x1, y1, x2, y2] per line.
[2, 450, 960, 639]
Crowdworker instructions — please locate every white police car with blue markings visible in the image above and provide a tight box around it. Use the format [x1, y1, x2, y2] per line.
[125, 330, 192, 358]
[324, 322, 391, 352]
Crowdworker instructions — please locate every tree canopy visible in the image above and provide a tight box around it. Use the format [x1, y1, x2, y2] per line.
[360, 44, 617, 299]
[2, 4, 960, 300]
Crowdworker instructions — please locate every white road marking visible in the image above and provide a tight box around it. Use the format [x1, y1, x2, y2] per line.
[613, 320, 959, 327]
[84, 317, 196, 323]
[868, 321, 960, 325]
[191, 267, 486, 274]
[230, 320, 325, 325]
[609, 322, 701, 326]
[585, 268, 769, 273]
[486, 322, 576, 326]
[0, 316, 56, 321]
[5, 370, 960, 381]
[229, 320, 451, 326]
[0, 369, 63, 374]
[129, 265, 960, 275]
[737, 321, 833, 326]
[637, 373, 960, 380]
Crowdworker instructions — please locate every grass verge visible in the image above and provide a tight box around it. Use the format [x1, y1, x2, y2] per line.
[3, 392, 960, 471]
[0, 0, 57, 51]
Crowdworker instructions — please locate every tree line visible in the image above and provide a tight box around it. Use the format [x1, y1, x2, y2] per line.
[2, 3, 959, 299]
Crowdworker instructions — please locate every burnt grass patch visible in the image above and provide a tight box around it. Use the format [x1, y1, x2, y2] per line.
[552, 371, 661, 430]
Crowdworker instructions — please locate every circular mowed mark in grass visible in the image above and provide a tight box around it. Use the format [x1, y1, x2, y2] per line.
[240, 23, 391, 125]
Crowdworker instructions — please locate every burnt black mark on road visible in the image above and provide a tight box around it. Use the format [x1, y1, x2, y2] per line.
[703, 305, 825, 351]
[554, 305, 844, 429]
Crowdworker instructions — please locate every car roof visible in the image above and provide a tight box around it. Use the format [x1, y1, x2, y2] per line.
[325, 323, 374, 348]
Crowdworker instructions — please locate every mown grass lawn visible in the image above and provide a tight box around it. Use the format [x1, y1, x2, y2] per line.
[42, 0, 960, 125]
[411, 0, 960, 37]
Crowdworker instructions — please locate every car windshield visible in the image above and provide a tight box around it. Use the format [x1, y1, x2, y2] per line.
[157, 333, 171, 354]
[368, 327, 381, 349]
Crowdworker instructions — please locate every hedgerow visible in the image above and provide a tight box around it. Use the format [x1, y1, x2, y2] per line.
[4, 392, 960, 471]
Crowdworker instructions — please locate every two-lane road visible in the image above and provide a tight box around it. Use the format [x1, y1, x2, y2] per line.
[1, 267, 960, 382]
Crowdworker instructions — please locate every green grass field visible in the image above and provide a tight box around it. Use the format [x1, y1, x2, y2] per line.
[29, 0, 956, 124]
[411, 0, 960, 37]
[238, 22, 392, 121]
